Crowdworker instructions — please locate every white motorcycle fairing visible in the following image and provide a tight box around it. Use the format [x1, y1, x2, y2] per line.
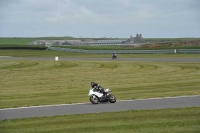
[88, 88, 110, 98]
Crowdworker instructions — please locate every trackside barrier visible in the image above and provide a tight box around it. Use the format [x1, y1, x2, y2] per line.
[48, 47, 200, 54]
[177, 49, 200, 54]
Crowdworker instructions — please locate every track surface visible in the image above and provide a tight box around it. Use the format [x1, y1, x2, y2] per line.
[0, 96, 200, 120]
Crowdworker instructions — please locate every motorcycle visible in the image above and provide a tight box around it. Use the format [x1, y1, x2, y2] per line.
[112, 54, 117, 59]
[88, 88, 116, 104]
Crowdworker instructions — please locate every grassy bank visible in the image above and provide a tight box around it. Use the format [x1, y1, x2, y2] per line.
[0, 60, 199, 108]
[0, 107, 199, 133]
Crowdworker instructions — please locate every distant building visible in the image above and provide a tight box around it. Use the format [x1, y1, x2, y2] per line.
[28, 34, 144, 46]
[130, 34, 144, 43]
[88, 39, 127, 45]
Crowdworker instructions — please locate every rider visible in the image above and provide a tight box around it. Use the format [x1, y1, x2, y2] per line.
[90, 82, 105, 94]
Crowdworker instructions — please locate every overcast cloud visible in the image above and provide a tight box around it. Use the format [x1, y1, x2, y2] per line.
[0, 0, 199, 38]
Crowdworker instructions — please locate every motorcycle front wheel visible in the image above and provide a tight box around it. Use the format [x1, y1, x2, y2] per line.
[108, 94, 116, 103]
[90, 95, 99, 104]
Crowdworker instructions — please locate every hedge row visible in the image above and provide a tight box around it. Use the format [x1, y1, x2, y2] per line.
[0, 45, 47, 50]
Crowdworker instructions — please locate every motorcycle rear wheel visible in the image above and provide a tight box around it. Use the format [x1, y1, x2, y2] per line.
[90, 95, 99, 104]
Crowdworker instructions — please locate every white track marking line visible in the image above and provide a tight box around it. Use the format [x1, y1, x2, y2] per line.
[120, 95, 200, 101]
[0, 103, 89, 110]
[0, 56, 11, 57]
[0, 95, 199, 111]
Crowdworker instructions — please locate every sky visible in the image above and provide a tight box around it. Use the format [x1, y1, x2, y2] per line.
[0, 0, 200, 38]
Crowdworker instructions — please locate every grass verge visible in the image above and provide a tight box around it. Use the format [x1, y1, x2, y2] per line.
[0, 107, 199, 133]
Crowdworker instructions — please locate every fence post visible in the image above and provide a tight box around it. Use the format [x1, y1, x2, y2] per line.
[174, 49, 177, 54]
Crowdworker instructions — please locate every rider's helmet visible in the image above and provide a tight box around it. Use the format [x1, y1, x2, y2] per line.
[90, 82, 95, 86]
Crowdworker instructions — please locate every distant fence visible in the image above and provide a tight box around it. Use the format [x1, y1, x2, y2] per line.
[48, 47, 200, 54]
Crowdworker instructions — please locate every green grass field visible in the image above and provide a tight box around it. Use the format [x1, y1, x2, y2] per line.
[0, 107, 199, 133]
[0, 59, 199, 108]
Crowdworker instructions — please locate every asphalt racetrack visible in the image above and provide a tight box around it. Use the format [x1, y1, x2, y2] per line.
[0, 96, 200, 120]
[0, 57, 200, 120]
